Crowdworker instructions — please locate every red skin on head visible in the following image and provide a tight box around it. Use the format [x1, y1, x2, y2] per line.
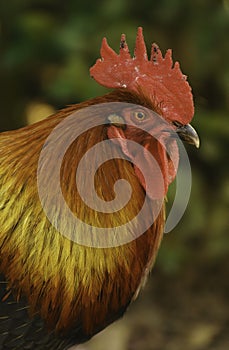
[90, 27, 194, 125]
[107, 107, 179, 199]
[90, 28, 194, 198]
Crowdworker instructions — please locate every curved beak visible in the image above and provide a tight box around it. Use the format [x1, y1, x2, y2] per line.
[176, 123, 200, 148]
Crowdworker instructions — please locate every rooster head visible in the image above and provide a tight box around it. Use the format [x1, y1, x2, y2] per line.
[90, 28, 199, 199]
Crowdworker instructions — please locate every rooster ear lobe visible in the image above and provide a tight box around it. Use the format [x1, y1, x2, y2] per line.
[107, 114, 126, 129]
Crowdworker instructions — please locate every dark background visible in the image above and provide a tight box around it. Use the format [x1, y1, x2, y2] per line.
[0, 1, 228, 349]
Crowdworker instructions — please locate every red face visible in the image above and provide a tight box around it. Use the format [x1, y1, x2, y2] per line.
[107, 106, 179, 200]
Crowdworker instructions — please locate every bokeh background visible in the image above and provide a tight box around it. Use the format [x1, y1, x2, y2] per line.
[0, 1, 228, 349]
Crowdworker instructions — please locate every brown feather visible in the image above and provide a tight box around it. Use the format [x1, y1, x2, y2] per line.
[0, 89, 165, 340]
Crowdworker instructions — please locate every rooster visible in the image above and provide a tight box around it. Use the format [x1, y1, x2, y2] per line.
[0, 27, 199, 349]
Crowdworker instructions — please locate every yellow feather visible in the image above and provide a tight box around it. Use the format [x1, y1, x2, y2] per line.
[0, 92, 165, 337]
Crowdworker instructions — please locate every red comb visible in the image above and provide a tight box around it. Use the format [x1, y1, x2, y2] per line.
[90, 27, 194, 124]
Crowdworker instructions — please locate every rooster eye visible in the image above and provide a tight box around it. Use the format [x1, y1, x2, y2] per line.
[134, 111, 146, 121]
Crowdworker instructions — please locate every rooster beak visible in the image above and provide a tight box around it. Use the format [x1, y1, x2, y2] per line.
[176, 123, 200, 148]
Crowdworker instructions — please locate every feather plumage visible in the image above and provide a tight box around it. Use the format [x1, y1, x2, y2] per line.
[0, 28, 198, 349]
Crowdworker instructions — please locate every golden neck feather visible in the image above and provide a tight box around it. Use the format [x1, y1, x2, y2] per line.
[0, 95, 165, 337]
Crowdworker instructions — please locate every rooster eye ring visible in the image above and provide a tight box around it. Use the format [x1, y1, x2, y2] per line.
[134, 111, 146, 121]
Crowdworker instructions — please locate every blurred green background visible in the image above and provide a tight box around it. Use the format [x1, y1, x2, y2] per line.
[0, 1, 228, 349]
